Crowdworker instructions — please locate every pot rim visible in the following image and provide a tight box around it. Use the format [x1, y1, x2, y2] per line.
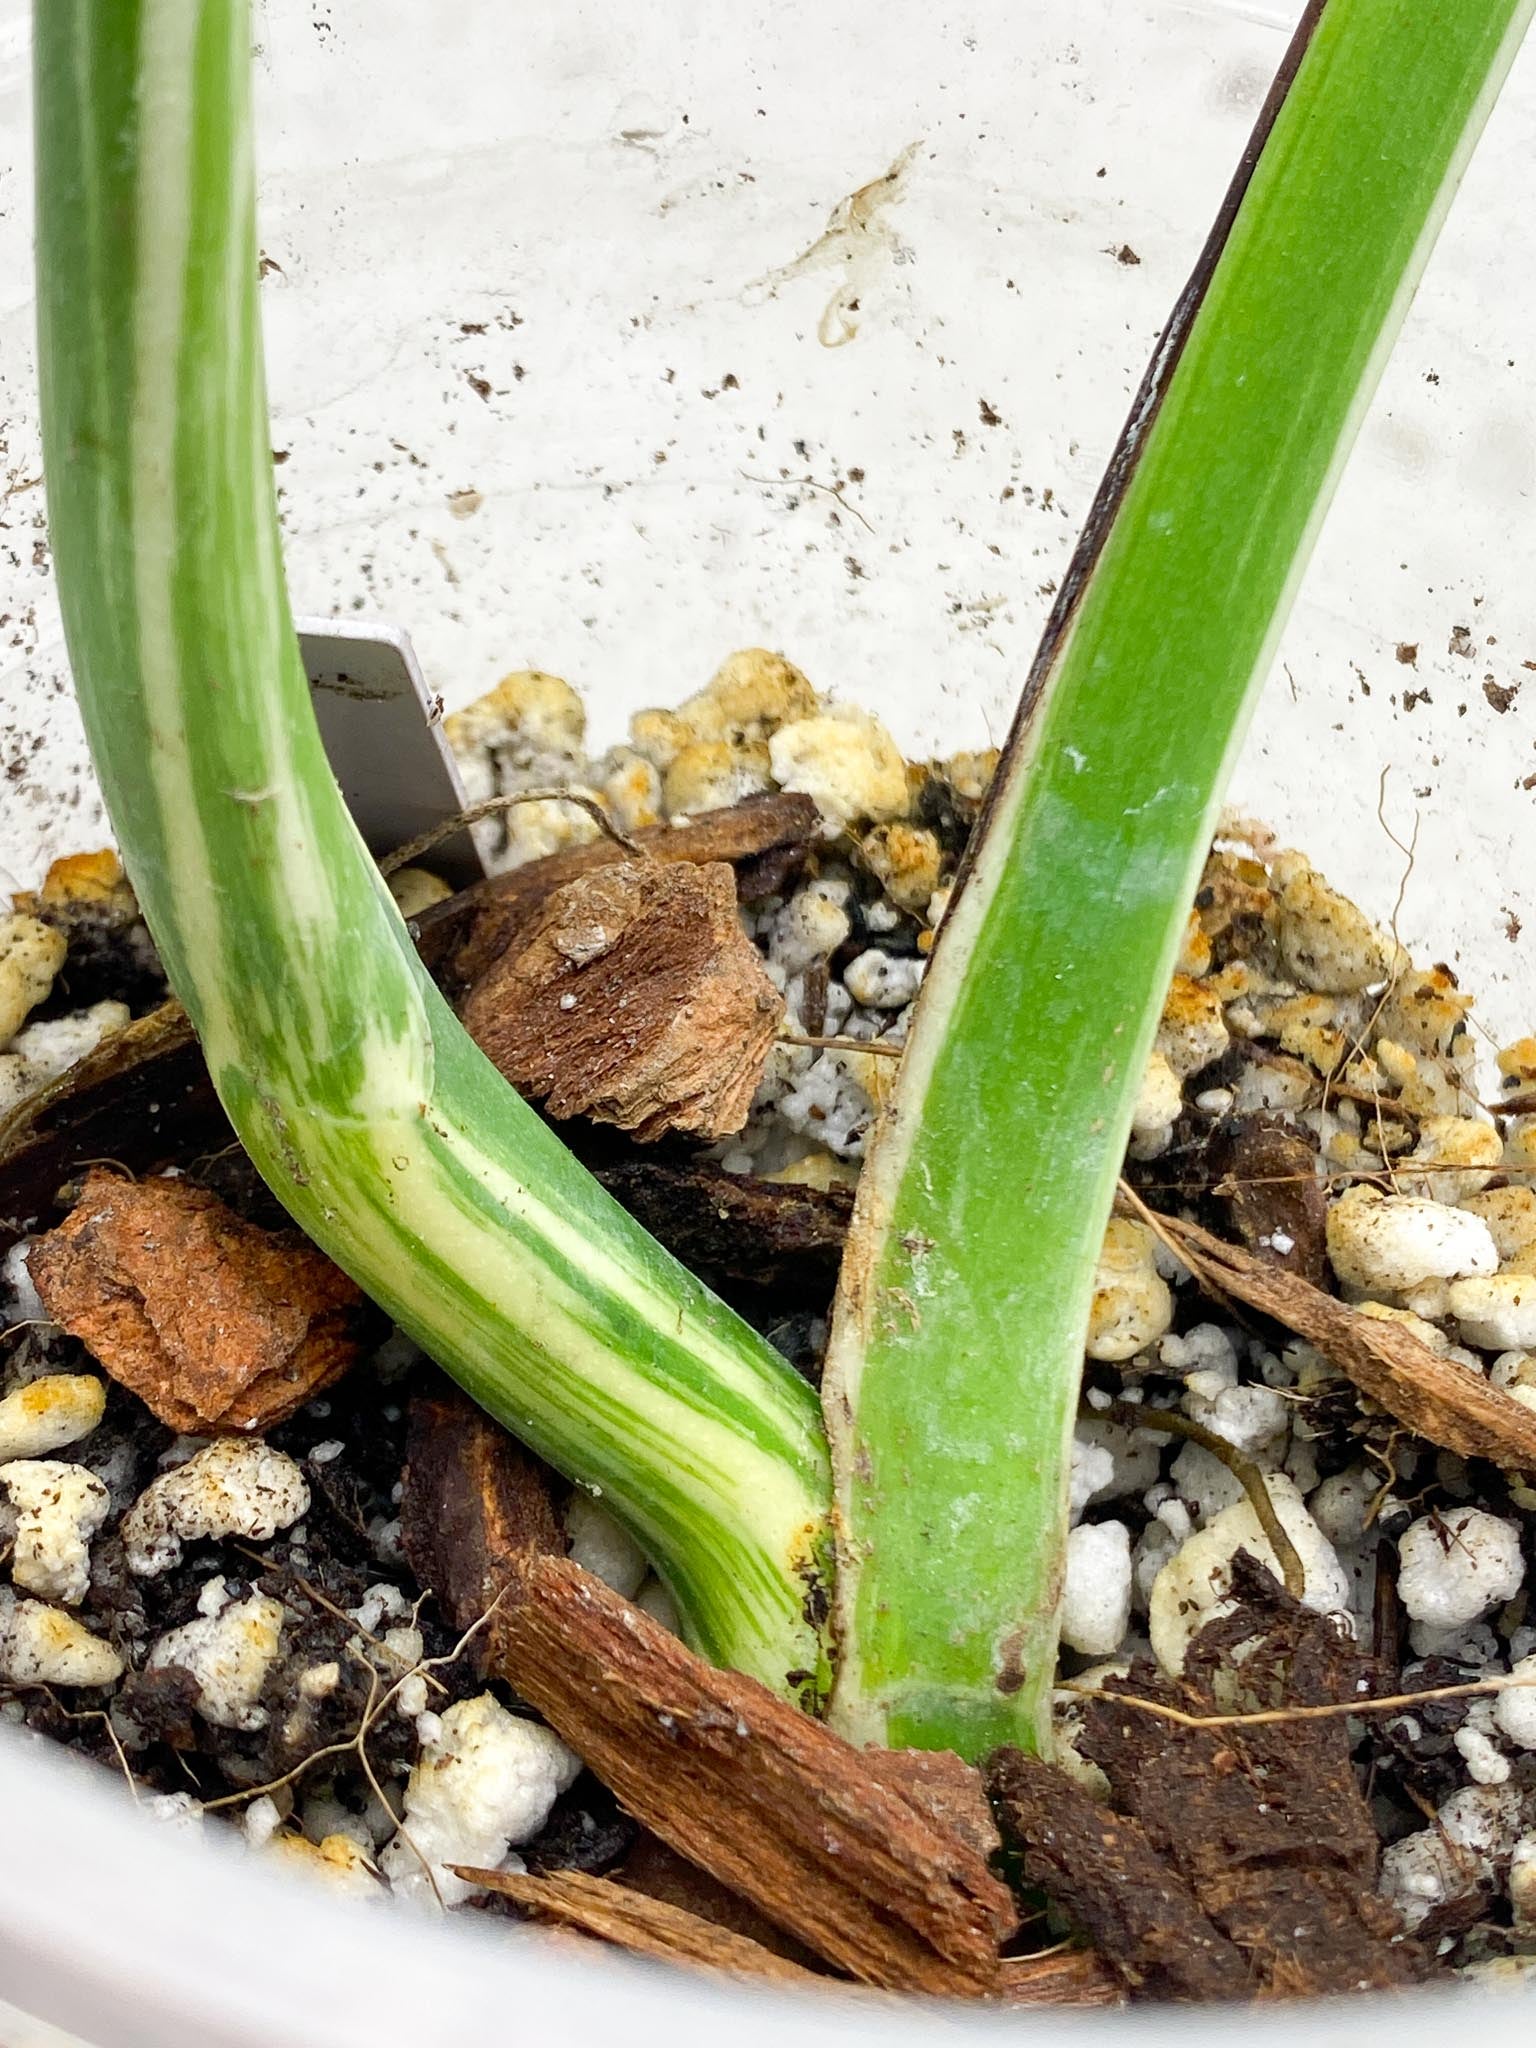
[0, 1723, 1517, 2048]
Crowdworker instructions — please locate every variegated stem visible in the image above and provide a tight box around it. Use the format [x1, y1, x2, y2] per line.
[822, 0, 1534, 1758]
[34, 0, 830, 1698]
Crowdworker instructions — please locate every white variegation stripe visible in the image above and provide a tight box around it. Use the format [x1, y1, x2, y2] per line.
[38, 0, 833, 1696]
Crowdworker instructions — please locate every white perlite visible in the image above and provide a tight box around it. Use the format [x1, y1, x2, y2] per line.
[1325, 1186, 1498, 1298]
[1380, 1783, 1532, 1934]
[0, 1374, 106, 1462]
[122, 1438, 310, 1575]
[564, 1492, 648, 1600]
[1060, 1521, 1133, 1656]
[1493, 1653, 1536, 1749]
[0, 913, 67, 1045]
[146, 1579, 286, 1730]
[1086, 1220, 1173, 1362]
[1396, 1509, 1524, 1629]
[382, 1693, 581, 1908]
[0, 1585, 122, 1687]
[0, 1458, 111, 1603]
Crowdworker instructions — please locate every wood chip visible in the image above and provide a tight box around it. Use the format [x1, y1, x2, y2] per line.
[28, 1168, 365, 1432]
[1077, 1559, 1421, 1998]
[997, 1949, 1126, 2009]
[862, 1745, 1001, 1863]
[490, 1554, 1014, 1995]
[398, 1376, 1011, 1995]
[448, 1867, 827, 1987]
[437, 792, 821, 986]
[990, 1751, 1249, 2003]
[1126, 1191, 1536, 1470]
[611, 1831, 825, 1969]
[399, 1382, 562, 1647]
[459, 860, 783, 1142]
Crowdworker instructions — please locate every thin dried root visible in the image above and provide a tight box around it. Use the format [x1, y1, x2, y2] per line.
[1098, 1397, 1306, 1601]
[1060, 1668, 1536, 1732]
[380, 788, 646, 875]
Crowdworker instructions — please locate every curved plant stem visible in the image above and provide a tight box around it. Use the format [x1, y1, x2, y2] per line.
[822, 0, 1534, 1758]
[33, 0, 830, 1698]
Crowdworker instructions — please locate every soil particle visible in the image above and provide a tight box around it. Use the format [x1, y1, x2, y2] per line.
[522, 1779, 638, 1879]
[1207, 1117, 1330, 1288]
[1484, 677, 1520, 714]
[585, 1154, 851, 1321]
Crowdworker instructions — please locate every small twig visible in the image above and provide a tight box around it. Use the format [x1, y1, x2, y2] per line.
[1060, 1669, 1536, 1732]
[71, 1157, 139, 1182]
[779, 1032, 903, 1058]
[343, 1641, 444, 1912]
[1096, 1397, 1306, 1600]
[379, 789, 645, 876]
[0, 1319, 54, 1344]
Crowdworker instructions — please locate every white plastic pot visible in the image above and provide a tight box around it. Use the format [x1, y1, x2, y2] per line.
[1, 0, 1534, 2038]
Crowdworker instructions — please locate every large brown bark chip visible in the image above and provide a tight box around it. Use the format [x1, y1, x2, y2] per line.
[459, 858, 784, 1142]
[436, 791, 820, 987]
[399, 1383, 563, 1652]
[28, 1168, 365, 1432]
[490, 1553, 1015, 1996]
[1079, 1559, 1421, 1998]
[989, 1750, 1251, 2003]
[397, 1380, 1012, 1996]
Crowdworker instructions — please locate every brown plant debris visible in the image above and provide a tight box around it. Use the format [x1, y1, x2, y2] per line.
[990, 1751, 1250, 2002]
[0, 1000, 199, 1172]
[611, 1831, 827, 1970]
[993, 1560, 1422, 2001]
[490, 1553, 1014, 1995]
[399, 1382, 562, 1647]
[440, 792, 821, 985]
[397, 1355, 1011, 1994]
[1127, 1191, 1536, 1470]
[997, 1949, 1126, 2009]
[1083, 1560, 1421, 1995]
[1207, 1119, 1330, 1290]
[450, 1866, 827, 1987]
[459, 859, 784, 1142]
[28, 1168, 365, 1432]
[587, 1155, 852, 1309]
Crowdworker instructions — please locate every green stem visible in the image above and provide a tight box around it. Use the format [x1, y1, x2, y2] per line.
[822, 0, 1533, 1759]
[34, 0, 831, 1699]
